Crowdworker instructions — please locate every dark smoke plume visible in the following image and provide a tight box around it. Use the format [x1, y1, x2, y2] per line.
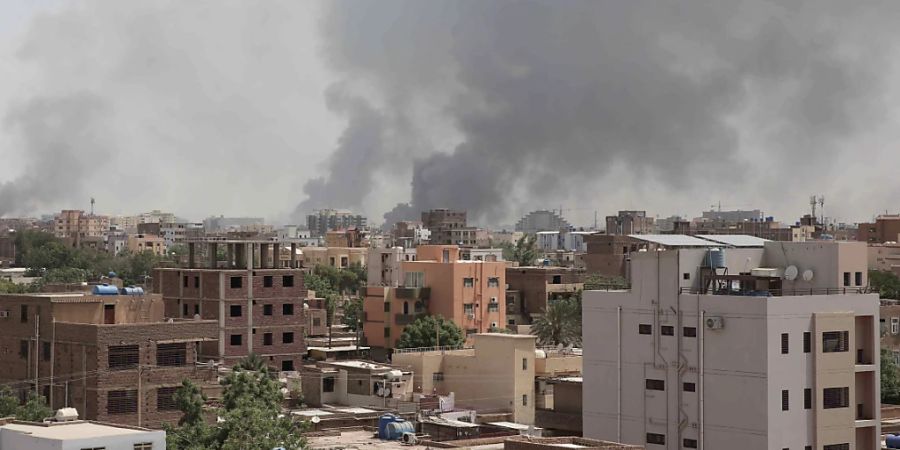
[306, 1, 900, 225]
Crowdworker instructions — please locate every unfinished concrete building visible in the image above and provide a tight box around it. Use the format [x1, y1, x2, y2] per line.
[153, 238, 308, 371]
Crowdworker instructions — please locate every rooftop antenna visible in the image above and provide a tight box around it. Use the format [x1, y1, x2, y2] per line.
[818, 195, 825, 227]
[90, 197, 95, 216]
[809, 195, 817, 219]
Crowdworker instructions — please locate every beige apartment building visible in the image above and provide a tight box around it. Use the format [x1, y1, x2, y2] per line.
[126, 234, 167, 256]
[54, 210, 110, 246]
[363, 246, 506, 355]
[583, 240, 879, 450]
[302, 247, 367, 269]
[393, 333, 537, 424]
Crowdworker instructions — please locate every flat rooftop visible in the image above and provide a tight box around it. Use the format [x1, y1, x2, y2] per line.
[308, 430, 427, 450]
[324, 360, 393, 371]
[0, 421, 158, 440]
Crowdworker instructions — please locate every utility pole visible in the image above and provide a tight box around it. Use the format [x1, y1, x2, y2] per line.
[137, 364, 143, 427]
[50, 318, 55, 408]
[34, 314, 39, 398]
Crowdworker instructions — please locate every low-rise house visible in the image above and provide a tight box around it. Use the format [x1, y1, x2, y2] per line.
[300, 360, 414, 411]
[0, 418, 166, 450]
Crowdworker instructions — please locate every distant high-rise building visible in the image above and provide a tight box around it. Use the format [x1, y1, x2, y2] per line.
[203, 215, 266, 233]
[515, 210, 572, 234]
[53, 210, 110, 247]
[421, 209, 482, 246]
[305, 209, 367, 237]
[700, 208, 764, 223]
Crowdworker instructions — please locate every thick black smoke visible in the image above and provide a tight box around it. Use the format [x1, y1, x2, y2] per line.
[307, 1, 900, 225]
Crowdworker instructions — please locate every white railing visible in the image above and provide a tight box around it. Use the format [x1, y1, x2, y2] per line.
[393, 345, 467, 354]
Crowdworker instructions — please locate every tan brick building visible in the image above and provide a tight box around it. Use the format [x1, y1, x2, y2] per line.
[0, 292, 218, 428]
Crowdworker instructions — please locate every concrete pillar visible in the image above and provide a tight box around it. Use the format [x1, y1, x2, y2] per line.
[234, 244, 244, 269]
[260, 244, 270, 270]
[209, 243, 218, 269]
[246, 243, 254, 354]
[290, 243, 297, 269]
[226, 244, 234, 269]
[188, 243, 195, 269]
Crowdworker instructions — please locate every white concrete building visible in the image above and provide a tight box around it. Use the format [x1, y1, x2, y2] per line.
[0, 420, 165, 450]
[583, 240, 879, 450]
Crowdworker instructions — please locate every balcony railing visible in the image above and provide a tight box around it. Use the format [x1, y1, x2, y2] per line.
[679, 287, 870, 297]
[395, 287, 431, 300]
[394, 313, 422, 326]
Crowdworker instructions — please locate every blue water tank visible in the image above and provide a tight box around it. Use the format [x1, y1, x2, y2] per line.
[120, 287, 144, 296]
[888, 434, 900, 448]
[378, 414, 397, 439]
[385, 420, 415, 440]
[706, 249, 725, 268]
[92, 284, 119, 296]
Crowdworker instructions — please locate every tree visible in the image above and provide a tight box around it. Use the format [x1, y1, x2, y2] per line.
[0, 386, 19, 418]
[870, 270, 900, 300]
[233, 353, 268, 372]
[342, 297, 363, 331]
[502, 235, 539, 266]
[396, 315, 464, 349]
[173, 380, 207, 426]
[531, 297, 581, 347]
[16, 392, 53, 422]
[883, 349, 900, 404]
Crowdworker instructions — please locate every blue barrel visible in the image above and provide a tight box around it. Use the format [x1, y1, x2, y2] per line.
[378, 414, 397, 439]
[120, 287, 144, 295]
[92, 284, 119, 296]
[385, 420, 414, 440]
[888, 434, 900, 449]
[707, 248, 725, 268]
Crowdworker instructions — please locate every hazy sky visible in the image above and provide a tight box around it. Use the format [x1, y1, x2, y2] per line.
[2, 1, 900, 228]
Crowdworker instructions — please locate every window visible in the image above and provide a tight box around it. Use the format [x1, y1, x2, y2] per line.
[782, 389, 789, 411]
[893, 317, 899, 335]
[230, 305, 242, 317]
[313, 318, 321, 326]
[646, 433, 665, 445]
[230, 276, 242, 288]
[341, 256, 349, 268]
[433, 372, 444, 381]
[404, 271, 424, 288]
[803, 331, 811, 353]
[194, 277, 199, 288]
[843, 272, 850, 287]
[42, 342, 50, 361]
[804, 388, 812, 409]
[805, 447, 812, 450]
[157, 343, 187, 367]
[282, 360, 294, 371]
[522, 394, 528, 406]
[683, 382, 696, 392]
[894, 350, 900, 366]
[645, 379, 665, 391]
[683, 327, 696, 338]
[551, 275, 562, 284]
[283, 275, 294, 287]
[108, 345, 139, 370]
[264, 276, 273, 287]
[823, 445, 849, 450]
[157, 386, 178, 411]
[194, 304, 200, 315]
[264, 304, 273, 316]
[683, 439, 698, 448]
[107, 390, 138, 414]
[823, 387, 849, 409]
[463, 278, 474, 288]
[383, 302, 391, 312]
[230, 334, 242, 346]
[283, 303, 294, 315]
[19, 340, 28, 359]
[488, 303, 499, 312]
[182, 303, 188, 317]
[282, 332, 294, 344]
[822, 331, 849, 353]
[855, 272, 862, 286]
[183, 275, 188, 287]
[522, 358, 528, 370]
[661, 325, 674, 336]
[20, 305, 27, 323]
[683, 273, 691, 280]
[488, 277, 500, 287]
[638, 324, 652, 335]
[466, 328, 477, 336]
[263, 333, 273, 346]
[135, 443, 154, 450]
[323, 377, 335, 392]
[384, 327, 391, 338]
[464, 304, 474, 315]
[781, 333, 789, 354]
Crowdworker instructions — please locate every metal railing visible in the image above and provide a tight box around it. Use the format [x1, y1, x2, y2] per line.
[679, 287, 870, 296]
[393, 345, 466, 354]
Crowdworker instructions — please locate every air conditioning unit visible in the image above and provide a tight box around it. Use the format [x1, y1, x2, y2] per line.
[466, 313, 475, 319]
[705, 316, 724, 330]
[0, 311, 8, 319]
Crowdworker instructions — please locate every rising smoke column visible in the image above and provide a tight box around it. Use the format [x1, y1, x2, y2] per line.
[308, 0, 900, 225]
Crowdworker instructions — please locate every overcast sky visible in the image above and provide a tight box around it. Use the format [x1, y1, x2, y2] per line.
[1, 1, 899, 228]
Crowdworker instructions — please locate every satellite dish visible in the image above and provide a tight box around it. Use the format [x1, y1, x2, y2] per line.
[802, 269, 814, 281]
[784, 265, 798, 281]
[311, 416, 321, 424]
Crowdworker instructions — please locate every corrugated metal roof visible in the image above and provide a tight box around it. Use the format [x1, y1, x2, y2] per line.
[696, 234, 770, 247]
[628, 234, 718, 247]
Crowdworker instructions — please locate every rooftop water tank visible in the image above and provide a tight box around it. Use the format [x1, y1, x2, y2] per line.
[706, 248, 725, 269]
[120, 286, 144, 296]
[385, 420, 415, 440]
[888, 434, 900, 449]
[378, 414, 398, 439]
[92, 284, 119, 296]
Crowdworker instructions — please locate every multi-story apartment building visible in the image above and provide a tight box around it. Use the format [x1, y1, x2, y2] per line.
[126, 234, 166, 256]
[363, 245, 506, 358]
[153, 238, 308, 371]
[605, 211, 653, 235]
[202, 216, 266, 233]
[0, 291, 218, 428]
[506, 267, 584, 327]
[53, 210, 110, 246]
[160, 222, 204, 249]
[422, 209, 468, 245]
[857, 215, 900, 244]
[583, 240, 879, 450]
[306, 209, 367, 238]
[302, 247, 367, 269]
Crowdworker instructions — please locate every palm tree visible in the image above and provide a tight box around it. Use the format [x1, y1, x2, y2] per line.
[235, 353, 268, 372]
[531, 298, 581, 346]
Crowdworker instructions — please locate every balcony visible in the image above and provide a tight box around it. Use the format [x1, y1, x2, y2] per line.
[394, 313, 423, 326]
[395, 287, 431, 300]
